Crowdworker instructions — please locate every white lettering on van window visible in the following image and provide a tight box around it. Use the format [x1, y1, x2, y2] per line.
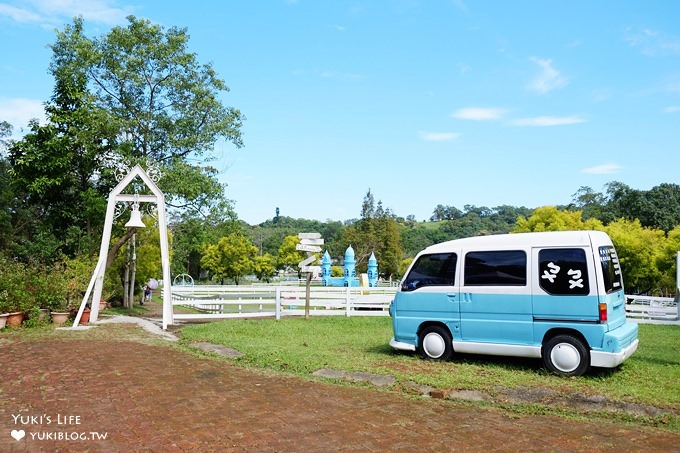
[542, 262, 560, 283]
[567, 269, 583, 289]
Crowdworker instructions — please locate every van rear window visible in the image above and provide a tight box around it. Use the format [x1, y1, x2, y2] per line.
[538, 248, 589, 295]
[464, 250, 526, 286]
[599, 246, 623, 293]
[402, 253, 457, 291]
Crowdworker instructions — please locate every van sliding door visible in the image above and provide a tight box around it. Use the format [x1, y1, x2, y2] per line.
[460, 250, 533, 344]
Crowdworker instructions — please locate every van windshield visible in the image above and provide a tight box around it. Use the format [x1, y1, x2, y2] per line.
[599, 246, 623, 293]
[402, 253, 457, 291]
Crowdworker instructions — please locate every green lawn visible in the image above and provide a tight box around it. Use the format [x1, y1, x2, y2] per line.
[180, 317, 680, 430]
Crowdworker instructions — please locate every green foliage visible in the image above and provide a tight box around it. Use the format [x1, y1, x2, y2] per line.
[170, 202, 240, 277]
[201, 233, 258, 284]
[337, 189, 403, 278]
[657, 226, 680, 290]
[0, 254, 94, 314]
[4, 15, 245, 265]
[253, 253, 277, 283]
[572, 182, 680, 232]
[134, 218, 168, 290]
[604, 219, 665, 294]
[515, 206, 604, 232]
[276, 235, 307, 273]
[51, 16, 244, 212]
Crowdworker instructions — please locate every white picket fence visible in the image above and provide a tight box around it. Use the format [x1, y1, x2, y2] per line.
[165, 285, 679, 325]
[168, 285, 396, 323]
[625, 295, 679, 324]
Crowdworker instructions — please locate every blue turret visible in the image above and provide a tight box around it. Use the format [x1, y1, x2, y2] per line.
[321, 251, 332, 286]
[367, 251, 378, 287]
[343, 245, 356, 287]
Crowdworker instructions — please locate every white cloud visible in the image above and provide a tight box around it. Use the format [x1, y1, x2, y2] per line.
[0, 0, 133, 27]
[625, 27, 680, 56]
[0, 97, 46, 133]
[527, 57, 568, 94]
[451, 107, 506, 120]
[0, 3, 42, 23]
[582, 163, 622, 175]
[665, 106, 680, 113]
[418, 131, 460, 142]
[510, 115, 586, 127]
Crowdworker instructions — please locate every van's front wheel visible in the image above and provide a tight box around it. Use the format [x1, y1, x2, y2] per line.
[543, 335, 589, 376]
[418, 326, 453, 361]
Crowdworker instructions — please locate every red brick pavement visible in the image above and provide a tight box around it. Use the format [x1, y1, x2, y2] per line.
[1, 325, 678, 452]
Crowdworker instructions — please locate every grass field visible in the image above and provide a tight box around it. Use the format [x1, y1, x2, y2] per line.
[180, 317, 680, 430]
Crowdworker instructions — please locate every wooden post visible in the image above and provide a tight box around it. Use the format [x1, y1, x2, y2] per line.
[305, 272, 312, 319]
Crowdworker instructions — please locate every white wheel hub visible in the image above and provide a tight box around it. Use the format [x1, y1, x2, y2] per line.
[423, 332, 446, 359]
[550, 342, 581, 373]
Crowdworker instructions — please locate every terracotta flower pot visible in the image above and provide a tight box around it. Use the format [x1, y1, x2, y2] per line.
[5, 312, 25, 327]
[50, 312, 70, 326]
[78, 309, 91, 325]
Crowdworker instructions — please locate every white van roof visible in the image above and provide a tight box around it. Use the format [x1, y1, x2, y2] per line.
[422, 230, 612, 254]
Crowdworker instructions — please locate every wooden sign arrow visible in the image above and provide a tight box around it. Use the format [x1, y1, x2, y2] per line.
[300, 238, 324, 246]
[298, 232, 322, 240]
[296, 244, 322, 253]
[301, 265, 321, 273]
[298, 255, 317, 268]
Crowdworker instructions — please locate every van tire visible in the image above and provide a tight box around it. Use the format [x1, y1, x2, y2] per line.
[542, 335, 589, 376]
[418, 326, 453, 361]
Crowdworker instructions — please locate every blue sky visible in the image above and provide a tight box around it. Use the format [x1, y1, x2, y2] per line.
[1, 1, 679, 225]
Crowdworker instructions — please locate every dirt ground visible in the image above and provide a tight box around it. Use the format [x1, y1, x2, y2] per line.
[1, 315, 679, 452]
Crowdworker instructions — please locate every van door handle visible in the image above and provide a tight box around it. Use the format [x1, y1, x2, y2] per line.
[461, 293, 472, 303]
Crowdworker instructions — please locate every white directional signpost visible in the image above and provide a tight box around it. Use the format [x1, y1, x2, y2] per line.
[297, 233, 323, 318]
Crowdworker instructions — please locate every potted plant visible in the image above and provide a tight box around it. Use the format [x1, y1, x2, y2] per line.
[0, 290, 10, 329]
[45, 261, 74, 325]
[54, 256, 94, 326]
[4, 288, 30, 327]
[0, 257, 26, 327]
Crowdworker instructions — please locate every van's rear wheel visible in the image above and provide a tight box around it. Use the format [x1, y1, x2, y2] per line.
[543, 335, 589, 376]
[418, 326, 453, 361]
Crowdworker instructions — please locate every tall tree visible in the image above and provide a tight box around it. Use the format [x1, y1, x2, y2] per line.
[18, 16, 243, 266]
[51, 16, 244, 209]
[8, 46, 116, 258]
[201, 233, 257, 285]
[360, 189, 375, 220]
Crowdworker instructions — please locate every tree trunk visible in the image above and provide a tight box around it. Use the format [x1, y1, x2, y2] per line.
[107, 228, 136, 270]
[129, 259, 137, 309]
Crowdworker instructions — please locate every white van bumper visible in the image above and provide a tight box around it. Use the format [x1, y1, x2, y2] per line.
[389, 337, 416, 352]
[590, 339, 639, 368]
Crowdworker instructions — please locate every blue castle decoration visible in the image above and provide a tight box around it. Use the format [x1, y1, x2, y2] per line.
[321, 246, 378, 287]
[367, 252, 378, 287]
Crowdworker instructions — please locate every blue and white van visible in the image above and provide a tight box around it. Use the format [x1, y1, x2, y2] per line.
[389, 231, 639, 376]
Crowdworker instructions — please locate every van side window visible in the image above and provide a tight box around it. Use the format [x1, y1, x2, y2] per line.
[464, 251, 526, 286]
[538, 248, 589, 296]
[402, 253, 457, 291]
[599, 246, 623, 293]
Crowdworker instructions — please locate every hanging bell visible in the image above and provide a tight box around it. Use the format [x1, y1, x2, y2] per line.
[125, 202, 146, 229]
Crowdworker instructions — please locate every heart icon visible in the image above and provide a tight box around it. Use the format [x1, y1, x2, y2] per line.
[11, 429, 25, 441]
